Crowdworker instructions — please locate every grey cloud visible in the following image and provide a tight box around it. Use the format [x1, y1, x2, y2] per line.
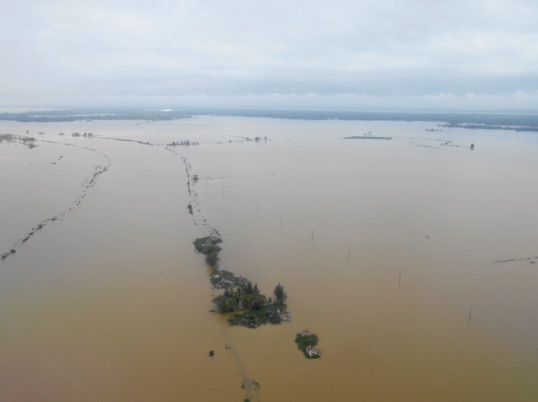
[1, 0, 537, 110]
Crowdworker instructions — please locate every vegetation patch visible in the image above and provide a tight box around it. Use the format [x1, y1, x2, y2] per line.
[193, 236, 222, 267]
[295, 332, 321, 359]
[194, 235, 289, 328]
[210, 276, 291, 328]
[228, 303, 290, 328]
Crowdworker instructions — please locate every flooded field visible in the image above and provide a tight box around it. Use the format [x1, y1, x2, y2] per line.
[1, 116, 537, 401]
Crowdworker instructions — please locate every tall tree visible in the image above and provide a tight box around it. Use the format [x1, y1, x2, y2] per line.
[273, 283, 287, 305]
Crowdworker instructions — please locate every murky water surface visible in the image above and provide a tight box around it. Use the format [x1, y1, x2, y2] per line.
[1, 117, 537, 401]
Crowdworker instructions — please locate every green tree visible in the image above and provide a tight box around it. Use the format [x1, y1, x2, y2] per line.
[251, 294, 266, 310]
[273, 283, 287, 305]
[242, 294, 254, 309]
[213, 295, 237, 313]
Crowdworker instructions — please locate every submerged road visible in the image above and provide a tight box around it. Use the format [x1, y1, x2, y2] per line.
[173, 146, 259, 402]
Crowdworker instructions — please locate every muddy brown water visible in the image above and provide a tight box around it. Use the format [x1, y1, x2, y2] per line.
[1, 117, 537, 401]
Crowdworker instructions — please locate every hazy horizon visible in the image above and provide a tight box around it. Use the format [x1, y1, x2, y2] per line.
[2, 105, 538, 115]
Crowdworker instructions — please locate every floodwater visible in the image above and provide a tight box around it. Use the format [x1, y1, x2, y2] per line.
[1, 116, 537, 401]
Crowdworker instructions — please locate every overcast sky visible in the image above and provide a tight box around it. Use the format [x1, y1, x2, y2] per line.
[2, 0, 538, 111]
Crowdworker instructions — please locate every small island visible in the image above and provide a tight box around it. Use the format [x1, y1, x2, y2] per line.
[224, 283, 291, 328]
[193, 236, 291, 328]
[295, 332, 321, 359]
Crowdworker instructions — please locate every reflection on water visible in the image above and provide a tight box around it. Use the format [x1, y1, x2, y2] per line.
[1, 117, 537, 401]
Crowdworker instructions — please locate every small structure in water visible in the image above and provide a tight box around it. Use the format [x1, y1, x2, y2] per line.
[306, 345, 320, 358]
